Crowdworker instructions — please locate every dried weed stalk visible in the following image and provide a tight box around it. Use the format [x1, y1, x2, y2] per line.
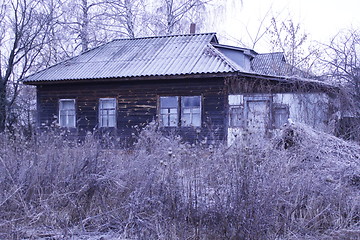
[0, 123, 359, 239]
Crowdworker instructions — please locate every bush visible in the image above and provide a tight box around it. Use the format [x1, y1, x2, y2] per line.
[0, 123, 359, 239]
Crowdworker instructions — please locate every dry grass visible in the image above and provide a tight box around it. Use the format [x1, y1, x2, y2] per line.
[0, 123, 359, 239]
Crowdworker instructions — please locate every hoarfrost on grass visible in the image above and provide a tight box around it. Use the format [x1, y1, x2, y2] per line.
[0, 122, 359, 239]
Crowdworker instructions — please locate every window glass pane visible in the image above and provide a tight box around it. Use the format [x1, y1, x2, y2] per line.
[101, 99, 116, 108]
[192, 108, 200, 114]
[108, 115, 116, 127]
[60, 116, 66, 127]
[183, 108, 191, 114]
[100, 116, 106, 126]
[182, 96, 200, 107]
[169, 114, 177, 126]
[160, 96, 178, 108]
[68, 110, 75, 116]
[161, 109, 168, 114]
[161, 115, 168, 126]
[68, 115, 75, 127]
[182, 113, 191, 126]
[61, 101, 75, 110]
[192, 113, 201, 127]
[101, 99, 115, 108]
[161, 112, 178, 126]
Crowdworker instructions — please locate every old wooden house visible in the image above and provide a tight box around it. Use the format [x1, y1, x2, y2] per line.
[23, 33, 336, 145]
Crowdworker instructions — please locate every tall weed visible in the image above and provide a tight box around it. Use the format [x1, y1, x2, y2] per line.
[0, 123, 359, 239]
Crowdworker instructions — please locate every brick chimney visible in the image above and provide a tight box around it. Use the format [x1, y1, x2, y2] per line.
[190, 23, 196, 34]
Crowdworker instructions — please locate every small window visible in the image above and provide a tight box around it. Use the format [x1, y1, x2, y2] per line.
[229, 106, 243, 127]
[59, 99, 76, 128]
[273, 104, 289, 128]
[160, 96, 178, 127]
[181, 96, 201, 127]
[99, 98, 116, 127]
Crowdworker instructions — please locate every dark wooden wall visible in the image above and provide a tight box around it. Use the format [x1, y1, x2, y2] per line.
[36, 77, 226, 145]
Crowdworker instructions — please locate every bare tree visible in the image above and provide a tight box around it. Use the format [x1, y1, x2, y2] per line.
[243, 6, 273, 49]
[324, 30, 360, 91]
[322, 30, 360, 114]
[0, 0, 52, 132]
[267, 17, 319, 74]
[59, 0, 111, 52]
[147, 0, 210, 35]
[102, 0, 146, 38]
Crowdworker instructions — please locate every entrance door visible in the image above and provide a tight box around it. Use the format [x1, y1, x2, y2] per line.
[245, 99, 270, 135]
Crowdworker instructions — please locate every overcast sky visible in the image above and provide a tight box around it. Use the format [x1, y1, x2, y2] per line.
[206, 0, 360, 52]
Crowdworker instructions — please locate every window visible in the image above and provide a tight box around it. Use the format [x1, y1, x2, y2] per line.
[229, 106, 244, 127]
[228, 95, 291, 132]
[181, 96, 201, 127]
[99, 98, 116, 127]
[160, 96, 178, 126]
[159, 96, 201, 127]
[273, 104, 289, 128]
[59, 99, 76, 128]
[243, 96, 272, 131]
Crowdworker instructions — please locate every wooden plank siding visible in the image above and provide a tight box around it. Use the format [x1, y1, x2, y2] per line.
[36, 77, 227, 145]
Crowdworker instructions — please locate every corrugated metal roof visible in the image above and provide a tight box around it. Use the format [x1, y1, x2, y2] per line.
[251, 52, 308, 77]
[24, 33, 244, 83]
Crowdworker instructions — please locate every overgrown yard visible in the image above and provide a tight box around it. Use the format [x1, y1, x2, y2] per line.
[0, 123, 359, 239]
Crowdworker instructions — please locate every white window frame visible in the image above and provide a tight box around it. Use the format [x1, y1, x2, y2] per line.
[159, 96, 179, 127]
[181, 96, 201, 127]
[59, 99, 76, 128]
[158, 95, 202, 127]
[99, 98, 117, 128]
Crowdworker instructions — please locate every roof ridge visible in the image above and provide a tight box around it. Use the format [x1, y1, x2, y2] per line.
[112, 32, 217, 41]
[256, 52, 284, 55]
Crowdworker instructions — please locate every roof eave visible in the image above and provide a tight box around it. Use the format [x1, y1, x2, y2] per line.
[23, 72, 238, 85]
[236, 72, 338, 91]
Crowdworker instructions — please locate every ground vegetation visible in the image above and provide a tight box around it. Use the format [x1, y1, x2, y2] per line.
[0, 123, 359, 239]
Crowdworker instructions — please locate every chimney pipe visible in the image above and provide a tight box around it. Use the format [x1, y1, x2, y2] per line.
[190, 23, 196, 34]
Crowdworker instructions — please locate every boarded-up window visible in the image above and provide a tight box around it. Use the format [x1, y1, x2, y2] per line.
[229, 106, 243, 127]
[59, 99, 76, 128]
[181, 96, 201, 127]
[246, 100, 269, 130]
[244, 96, 271, 133]
[273, 104, 289, 128]
[160, 96, 178, 127]
[99, 98, 116, 127]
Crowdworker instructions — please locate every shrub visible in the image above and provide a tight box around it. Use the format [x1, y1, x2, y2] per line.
[0, 123, 359, 239]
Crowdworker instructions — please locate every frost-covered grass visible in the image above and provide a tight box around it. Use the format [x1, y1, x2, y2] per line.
[0, 123, 359, 239]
